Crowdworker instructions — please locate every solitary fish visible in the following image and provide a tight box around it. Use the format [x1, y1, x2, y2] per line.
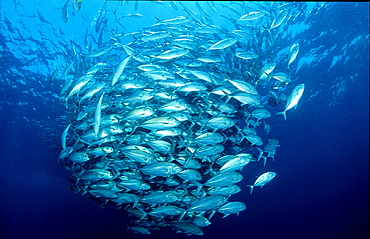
[247, 172, 277, 194]
[276, 84, 305, 120]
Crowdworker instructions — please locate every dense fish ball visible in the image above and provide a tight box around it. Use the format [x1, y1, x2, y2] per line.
[57, 1, 305, 235]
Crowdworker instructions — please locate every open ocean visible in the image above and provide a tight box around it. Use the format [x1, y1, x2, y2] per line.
[0, 1, 368, 239]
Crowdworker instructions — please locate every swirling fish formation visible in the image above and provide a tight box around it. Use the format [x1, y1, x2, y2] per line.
[58, 2, 303, 235]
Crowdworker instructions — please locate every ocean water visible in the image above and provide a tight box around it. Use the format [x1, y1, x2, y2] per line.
[0, 1, 368, 239]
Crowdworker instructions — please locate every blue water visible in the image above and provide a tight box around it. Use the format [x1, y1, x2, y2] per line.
[0, 1, 368, 239]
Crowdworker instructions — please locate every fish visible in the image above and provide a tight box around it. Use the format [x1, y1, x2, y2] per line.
[141, 117, 180, 131]
[50, 68, 59, 86]
[192, 216, 211, 227]
[247, 171, 277, 194]
[226, 79, 259, 95]
[148, 205, 183, 219]
[152, 49, 189, 60]
[235, 52, 259, 60]
[71, 0, 82, 12]
[79, 169, 113, 182]
[207, 184, 241, 196]
[79, 83, 106, 104]
[111, 55, 132, 86]
[141, 191, 179, 204]
[170, 222, 204, 236]
[271, 9, 289, 29]
[140, 162, 182, 178]
[252, 107, 270, 119]
[69, 152, 90, 164]
[118, 179, 151, 192]
[215, 201, 246, 218]
[55, 2, 307, 234]
[169, 1, 178, 11]
[187, 195, 228, 213]
[177, 169, 202, 183]
[141, 31, 170, 42]
[130, 226, 151, 235]
[276, 84, 305, 120]
[207, 38, 238, 51]
[288, 43, 300, 69]
[61, 0, 69, 23]
[238, 11, 266, 21]
[121, 148, 156, 165]
[61, 124, 71, 150]
[256, 138, 280, 166]
[94, 93, 105, 136]
[60, 61, 74, 79]
[65, 76, 92, 102]
[204, 171, 243, 188]
[89, 187, 118, 199]
[219, 153, 252, 172]
[86, 46, 113, 58]
[121, 107, 154, 121]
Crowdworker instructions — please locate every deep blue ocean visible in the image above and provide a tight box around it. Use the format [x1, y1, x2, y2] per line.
[0, 1, 368, 239]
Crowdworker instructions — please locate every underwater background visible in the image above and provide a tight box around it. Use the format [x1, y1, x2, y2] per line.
[0, 1, 368, 239]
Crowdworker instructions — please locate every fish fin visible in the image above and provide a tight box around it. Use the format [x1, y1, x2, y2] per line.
[256, 147, 264, 161]
[246, 185, 254, 194]
[167, 152, 175, 162]
[276, 111, 287, 120]
[132, 198, 139, 208]
[225, 94, 232, 104]
[80, 185, 88, 196]
[178, 210, 187, 221]
[208, 210, 217, 219]
[194, 182, 203, 196]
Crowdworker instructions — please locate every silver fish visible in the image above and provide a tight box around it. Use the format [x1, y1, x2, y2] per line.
[247, 171, 277, 194]
[61, 124, 71, 150]
[94, 93, 105, 136]
[111, 55, 132, 86]
[288, 43, 300, 69]
[276, 84, 305, 120]
[216, 201, 246, 218]
[207, 38, 238, 51]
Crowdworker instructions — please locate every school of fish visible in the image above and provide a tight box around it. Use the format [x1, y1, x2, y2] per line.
[56, 1, 306, 235]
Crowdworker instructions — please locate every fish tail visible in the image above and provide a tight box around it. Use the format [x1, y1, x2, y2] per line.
[276, 111, 287, 120]
[132, 198, 139, 208]
[178, 210, 187, 221]
[194, 182, 203, 196]
[246, 185, 254, 194]
[263, 156, 267, 167]
[256, 147, 264, 161]
[208, 209, 217, 220]
[225, 95, 232, 104]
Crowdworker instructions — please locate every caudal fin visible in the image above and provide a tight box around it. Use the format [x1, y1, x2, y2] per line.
[276, 111, 287, 120]
[179, 210, 187, 221]
[256, 147, 264, 161]
[246, 185, 254, 194]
